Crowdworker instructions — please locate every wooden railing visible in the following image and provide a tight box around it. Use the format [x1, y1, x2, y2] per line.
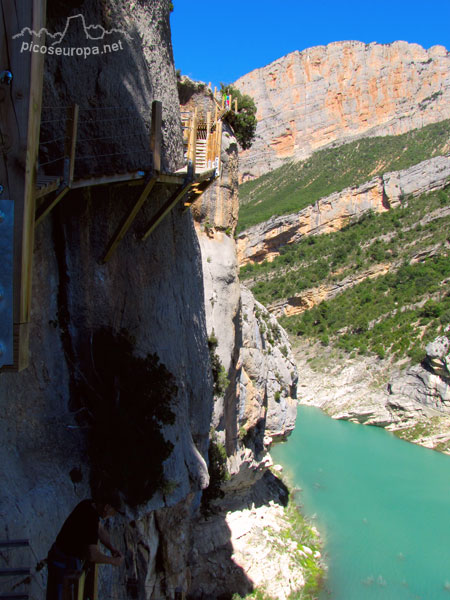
[181, 108, 222, 176]
[180, 86, 237, 178]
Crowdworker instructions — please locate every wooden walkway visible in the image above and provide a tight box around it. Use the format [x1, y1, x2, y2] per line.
[0, 0, 237, 370]
[34, 98, 227, 264]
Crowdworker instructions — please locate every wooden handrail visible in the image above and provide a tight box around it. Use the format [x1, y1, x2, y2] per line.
[62, 563, 98, 600]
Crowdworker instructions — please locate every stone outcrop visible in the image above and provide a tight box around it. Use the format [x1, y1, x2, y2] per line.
[194, 143, 298, 468]
[238, 155, 450, 265]
[235, 41, 450, 180]
[189, 471, 318, 600]
[388, 335, 450, 413]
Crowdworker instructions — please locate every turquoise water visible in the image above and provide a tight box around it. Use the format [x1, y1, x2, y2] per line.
[271, 406, 450, 600]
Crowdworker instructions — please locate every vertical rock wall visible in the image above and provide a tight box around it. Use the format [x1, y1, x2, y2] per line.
[235, 41, 450, 180]
[0, 2, 212, 599]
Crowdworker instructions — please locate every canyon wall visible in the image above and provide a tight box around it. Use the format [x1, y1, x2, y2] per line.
[235, 41, 450, 181]
[295, 333, 450, 453]
[0, 3, 210, 599]
[179, 87, 300, 597]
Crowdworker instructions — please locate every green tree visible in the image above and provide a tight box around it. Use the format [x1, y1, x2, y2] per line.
[220, 84, 257, 149]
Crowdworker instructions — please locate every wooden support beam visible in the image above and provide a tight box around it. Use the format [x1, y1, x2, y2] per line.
[71, 171, 145, 189]
[102, 176, 157, 263]
[141, 181, 192, 241]
[63, 104, 78, 185]
[35, 185, 69, 227]
[157, 173, 185, 185]
[150, 100, 162, 173]
[0, 0, 47, 371]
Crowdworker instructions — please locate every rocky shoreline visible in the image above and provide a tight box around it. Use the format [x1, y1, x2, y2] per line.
[189, 470, 324, 600]
[294, 336, 450, 455]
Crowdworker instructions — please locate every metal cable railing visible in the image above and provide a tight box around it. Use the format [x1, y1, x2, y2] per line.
[38, 105, 152, 180]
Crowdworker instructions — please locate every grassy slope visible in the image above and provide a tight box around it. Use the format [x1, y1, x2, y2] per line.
[241, 187, 450, 363]
[238, 120, 450, 233]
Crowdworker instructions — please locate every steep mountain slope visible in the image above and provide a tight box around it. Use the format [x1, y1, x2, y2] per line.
[235, 40, 450, 452]
[235, 41, 450, 181]
[238, 120, 450, 234]
[242, 186, 450, 362]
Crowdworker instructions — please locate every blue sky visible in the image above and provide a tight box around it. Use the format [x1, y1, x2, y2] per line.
[170, 0, 450, 88]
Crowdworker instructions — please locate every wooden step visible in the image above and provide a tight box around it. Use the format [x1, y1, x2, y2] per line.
[0, 569, 30, 577]
[35, 175, 61, 199]
[0, 541, 28, 549]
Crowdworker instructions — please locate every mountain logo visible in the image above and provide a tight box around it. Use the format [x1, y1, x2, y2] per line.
[13, 13, 131, 45]
[13, 14, 131, 59]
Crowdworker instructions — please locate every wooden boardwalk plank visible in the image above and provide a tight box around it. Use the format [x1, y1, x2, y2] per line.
[0, 568, 30, 576]
[35, 176, 61, 199]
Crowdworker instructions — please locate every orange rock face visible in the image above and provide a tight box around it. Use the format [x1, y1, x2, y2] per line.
[235, 41, 450, 181]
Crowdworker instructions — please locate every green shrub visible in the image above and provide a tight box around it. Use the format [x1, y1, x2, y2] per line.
[201, 430, 230, 514]
[208, 332, 230, 397]
[221, 84, 257, 150]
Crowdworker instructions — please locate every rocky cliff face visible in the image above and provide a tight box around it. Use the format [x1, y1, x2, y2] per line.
[179, 87, 300, 597]
[235, 41, 450, 180]
[1, 3, 211, 599]
[238, 154, 450, 265]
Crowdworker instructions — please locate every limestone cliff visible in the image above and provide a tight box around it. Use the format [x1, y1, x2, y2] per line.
[1, 3, 211, 599]
[235, 41, 450, 180]
[179, 86, 300, 598]
[238, 154, 450, 265]
[180, 83, 298, 465]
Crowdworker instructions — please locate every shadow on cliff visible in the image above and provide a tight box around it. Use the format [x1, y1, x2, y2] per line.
[188, 470, 289, 600]
[33, 3, 216, 597]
